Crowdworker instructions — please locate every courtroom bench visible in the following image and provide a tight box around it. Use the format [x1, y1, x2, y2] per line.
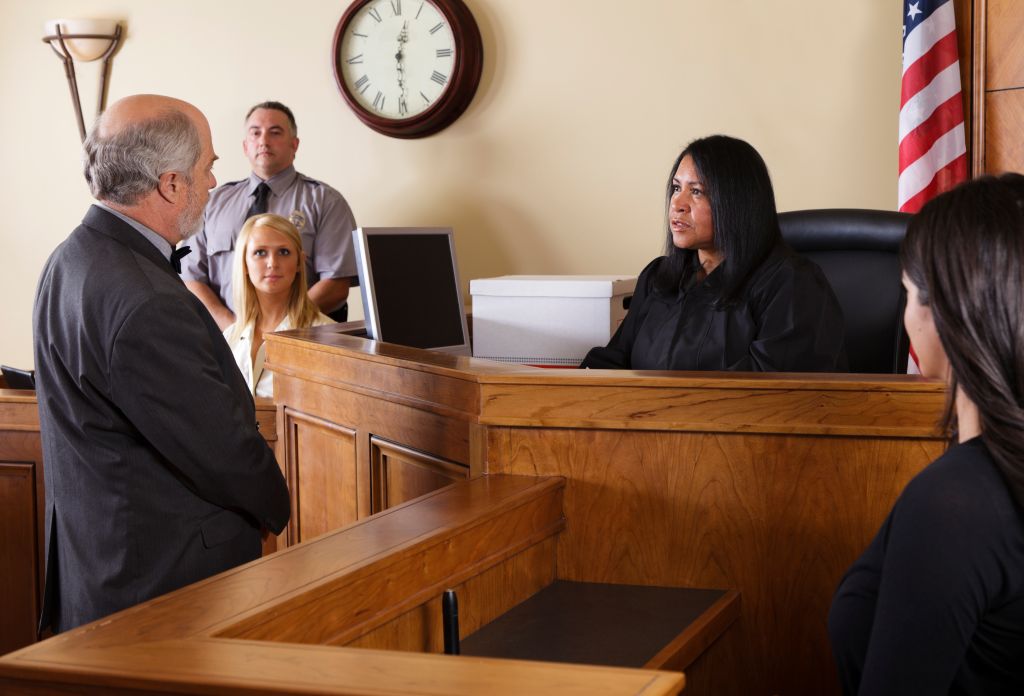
[0, 474, 704, 696]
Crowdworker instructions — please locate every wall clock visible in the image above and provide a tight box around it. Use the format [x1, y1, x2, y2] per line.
[333, 0, 483, 139]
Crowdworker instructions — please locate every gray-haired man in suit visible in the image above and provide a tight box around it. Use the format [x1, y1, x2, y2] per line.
[33, 94, 290, 634]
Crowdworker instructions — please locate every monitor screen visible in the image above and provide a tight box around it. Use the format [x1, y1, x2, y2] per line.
[352, 227, 471, 355]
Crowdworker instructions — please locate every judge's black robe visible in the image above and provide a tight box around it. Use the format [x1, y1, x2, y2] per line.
[581, 244, 847, 372]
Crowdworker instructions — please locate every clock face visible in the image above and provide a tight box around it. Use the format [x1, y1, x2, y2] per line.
[333, 0, 482, 138]
[339, 1, 456, 121]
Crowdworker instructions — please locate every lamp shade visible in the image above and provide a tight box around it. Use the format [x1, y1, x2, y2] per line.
[44, 18, 120, 62]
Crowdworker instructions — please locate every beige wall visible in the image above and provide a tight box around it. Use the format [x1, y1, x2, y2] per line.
[1, 0, 900, 368]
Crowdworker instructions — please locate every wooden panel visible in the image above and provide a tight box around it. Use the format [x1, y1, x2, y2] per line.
[254, 401, 278, 446]
[0, 391, 40, 431]
[0, 394, 44, 657]
[371, 437, 469, 513]
[0, 462, 39, 655]
[0, 639, 684, 696]
[346, 535, 557, 652]
[266, 336, 482, 419]
[479, 379, 945, 437]
[277, 374, 471, 466]
[256, 400, 282, 556]
[1, 477, 679, 696]
[488, 427, 942, 696]
[219, 477, 565, 646]
[984, 88, 1024, 174]
[286, 409, 358, 543]
[985, 0, 1024, 89]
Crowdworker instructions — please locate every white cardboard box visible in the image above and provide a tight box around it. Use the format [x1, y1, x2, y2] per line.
[470, 275, 637, 366]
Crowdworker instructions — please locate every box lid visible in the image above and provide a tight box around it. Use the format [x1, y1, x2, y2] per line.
[470, 275, 637, 298]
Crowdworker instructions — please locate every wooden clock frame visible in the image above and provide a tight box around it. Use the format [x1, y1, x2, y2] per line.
[332, 0, 483, 139]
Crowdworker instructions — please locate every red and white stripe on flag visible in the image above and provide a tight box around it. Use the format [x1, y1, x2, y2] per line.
[898, 0, 968, 214]
[900, 1, 967, 374]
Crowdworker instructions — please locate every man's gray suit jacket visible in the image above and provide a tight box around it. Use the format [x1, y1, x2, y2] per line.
[33, 205, 290, 634]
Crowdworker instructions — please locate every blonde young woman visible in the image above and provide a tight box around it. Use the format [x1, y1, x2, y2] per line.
[224, 214, 334, 397]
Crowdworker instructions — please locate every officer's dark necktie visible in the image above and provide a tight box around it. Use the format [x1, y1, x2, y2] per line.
[247, 182, 271, 220]
[171, 246, 192, 274]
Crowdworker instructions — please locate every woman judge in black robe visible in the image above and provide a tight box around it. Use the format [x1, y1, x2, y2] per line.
[581, 135, 847, 372]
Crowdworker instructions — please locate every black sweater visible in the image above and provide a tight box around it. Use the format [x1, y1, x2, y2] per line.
[829, 437, 1024, 695]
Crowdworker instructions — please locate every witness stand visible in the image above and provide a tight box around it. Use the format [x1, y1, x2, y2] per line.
[0, 329, 946, 695]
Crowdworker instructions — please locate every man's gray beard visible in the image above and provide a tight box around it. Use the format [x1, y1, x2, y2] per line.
[176, 185, 205, 241]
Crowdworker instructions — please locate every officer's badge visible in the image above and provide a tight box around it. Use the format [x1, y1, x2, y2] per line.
[289, 211, 307, 230]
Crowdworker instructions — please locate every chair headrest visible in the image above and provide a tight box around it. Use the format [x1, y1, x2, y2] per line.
[779, 209, 911, 253]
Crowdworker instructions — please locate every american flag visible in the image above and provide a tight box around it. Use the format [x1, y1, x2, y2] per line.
[898, 0, 967, 213]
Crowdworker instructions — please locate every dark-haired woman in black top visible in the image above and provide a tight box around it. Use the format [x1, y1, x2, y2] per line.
[581, 135, 846, 372]
[828, 174, 1024, 694]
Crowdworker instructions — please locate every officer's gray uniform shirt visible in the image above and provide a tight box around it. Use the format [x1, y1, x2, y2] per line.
[181, 165, 357, 312]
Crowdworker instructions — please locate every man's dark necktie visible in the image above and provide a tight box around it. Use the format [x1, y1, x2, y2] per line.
[247, 182, 271, 220]
[171, 246, 192, 274]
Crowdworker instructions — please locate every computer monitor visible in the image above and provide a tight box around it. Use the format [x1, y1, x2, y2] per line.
[1, 365, 35, 389]
[352, 227, 471, 356]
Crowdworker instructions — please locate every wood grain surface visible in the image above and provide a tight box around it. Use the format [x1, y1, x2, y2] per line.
[0, 392, 44, 656]
[985, 88, 1024, 174]
[259, 329, 949, 695]
[3, 328, 951, 694]
[985, 0, 1024, 89]
[1, 476, 684, 695]
[489, 428, 942, 695]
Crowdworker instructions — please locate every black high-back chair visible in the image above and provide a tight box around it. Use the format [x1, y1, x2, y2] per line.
[779, 209, 911, 374]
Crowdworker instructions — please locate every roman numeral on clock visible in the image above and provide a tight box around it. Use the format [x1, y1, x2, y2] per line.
[436, 48, 452, 58]
[354, 75, 370, 94]
[373, 91, 385, 110]
[430, 71, 448, 86]
[391, 0, 402, 15]
[368, 7, 382, 22]
[429, 22, 444, 34]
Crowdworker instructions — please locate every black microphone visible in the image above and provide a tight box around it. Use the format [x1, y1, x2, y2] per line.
[442, 589, 460, 655]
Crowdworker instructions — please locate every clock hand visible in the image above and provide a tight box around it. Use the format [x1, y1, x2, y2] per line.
[396, 20, 409, 61]
[395, 20, 410, 105]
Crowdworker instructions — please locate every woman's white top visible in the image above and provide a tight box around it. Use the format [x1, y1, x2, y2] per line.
[224, 312, 334, 398]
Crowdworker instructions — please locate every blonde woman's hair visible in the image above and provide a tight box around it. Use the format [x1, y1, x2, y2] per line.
[229, 213, 323, 343]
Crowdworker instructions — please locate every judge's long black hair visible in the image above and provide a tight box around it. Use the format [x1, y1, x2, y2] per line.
[900, 173, 1024, 510]
[653, 135, 782, 304]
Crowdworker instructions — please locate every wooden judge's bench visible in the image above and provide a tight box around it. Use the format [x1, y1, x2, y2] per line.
[0, 325, 947, 695]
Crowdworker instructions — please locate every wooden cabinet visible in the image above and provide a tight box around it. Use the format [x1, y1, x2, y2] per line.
[263, 328, 949, 696]
[268, 333, 480, 541]
[0, 390, 43, 656]
[962, 0, 1024, 174]
[0, 460, 41, 654]
[370, 437, 468, 513]
[281, 408, 359, 544]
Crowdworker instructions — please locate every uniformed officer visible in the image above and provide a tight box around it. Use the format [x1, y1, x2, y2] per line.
[182, 101, 357, 328]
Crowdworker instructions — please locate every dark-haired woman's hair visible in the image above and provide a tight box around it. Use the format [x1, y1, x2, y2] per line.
[653, 135, 782, 303]
[900, 172, 1024, 509]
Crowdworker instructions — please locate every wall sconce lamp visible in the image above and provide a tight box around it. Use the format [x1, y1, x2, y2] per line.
[43, 19, 124, 142]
